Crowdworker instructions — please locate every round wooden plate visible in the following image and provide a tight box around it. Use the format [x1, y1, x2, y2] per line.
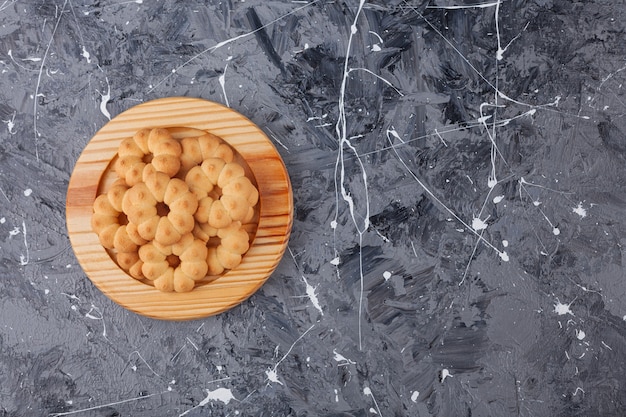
[66, 97, 293, 320]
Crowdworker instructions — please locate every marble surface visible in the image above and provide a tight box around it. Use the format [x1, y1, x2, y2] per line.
[1, 0, 625, 416]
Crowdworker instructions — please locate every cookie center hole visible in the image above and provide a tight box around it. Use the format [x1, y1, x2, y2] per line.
[118, 212, 128, 225]
[156, 202, 169, 216]
[142, 154, 153, 164]
[166, 254, 180, 268]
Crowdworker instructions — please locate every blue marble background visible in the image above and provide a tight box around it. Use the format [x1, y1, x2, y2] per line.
[1, 0, 625, 416]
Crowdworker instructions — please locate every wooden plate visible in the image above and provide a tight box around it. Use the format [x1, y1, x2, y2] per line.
[66, 97, 293, 320]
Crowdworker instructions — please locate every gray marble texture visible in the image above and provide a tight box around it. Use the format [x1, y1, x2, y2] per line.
[1, 0, 626, 416]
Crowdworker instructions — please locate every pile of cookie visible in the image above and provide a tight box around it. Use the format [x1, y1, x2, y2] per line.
[91, 128, 259, 293]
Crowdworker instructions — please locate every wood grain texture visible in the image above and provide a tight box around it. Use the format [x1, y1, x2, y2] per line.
[66, 97, 293, 320]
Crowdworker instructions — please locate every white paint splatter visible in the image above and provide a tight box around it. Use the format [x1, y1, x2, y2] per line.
[499, 251, 509, 262]
[0, 217, 5, 224]
[410, 391, 419, 402]
[575, 329, 586, 340]
[330, 257, 340, 266]
[23, 188, 32, 197]
[218, 63, 229, 107]
[533, 200, 542, 207]
[99, 77, 111, 120]
[573, 203, 587, 218]
[265, 368, 283, 385]
[85, 304, 107, 338]
[9, 227, 20, 236]
[554, 300, 574, 316]
[330, 220, 337, 229]
[552, 227, 561, 236]
[472, 217, 488, 231]
[441, 369, 453, 382]
[502, 240, 509, 247]
[179, 388, 236, 416]
[333, 350, 356, 366]
[302, 275, 323, 315]
[383, 271, 392, 281]
[199, 388, 236, 405]
[81, 46, 91, 63]
[2, 111, 16, 134]
[334, 388, 339, 402]
[493, 195, 504, 204]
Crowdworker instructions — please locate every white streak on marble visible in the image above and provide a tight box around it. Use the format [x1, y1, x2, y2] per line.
[49, 391, 167, 417]
[0, 187, 8, 203]
[33, 0, 67, 161]
[601, 341, 612, 350]
[347, 68, 403, 96]
[434, 128, 448, 146]
[99, 76, 111, 120]
[85, 304, 107, 338]
[363, 386, 382, 416]
[186, 336, 199, 351]
[61, 292, 80, 301]
[19, 221, 29, 266]
[265, 126, 289, 150]
[494, 0, 505, 60]
[128, 350, 160, 377]
[425, 1, 501, 9]
[374, 229, 389, 242]
[7, 50, 39, 71]
[289, 247, 324, 315]
[148, 0, 320, 93]
[387, 129, 509, 261]
[265, 324, 315, 385]
[332, 0, 371, 352]
[218, 63, 229, 107]
[0, 1, 17, 12]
